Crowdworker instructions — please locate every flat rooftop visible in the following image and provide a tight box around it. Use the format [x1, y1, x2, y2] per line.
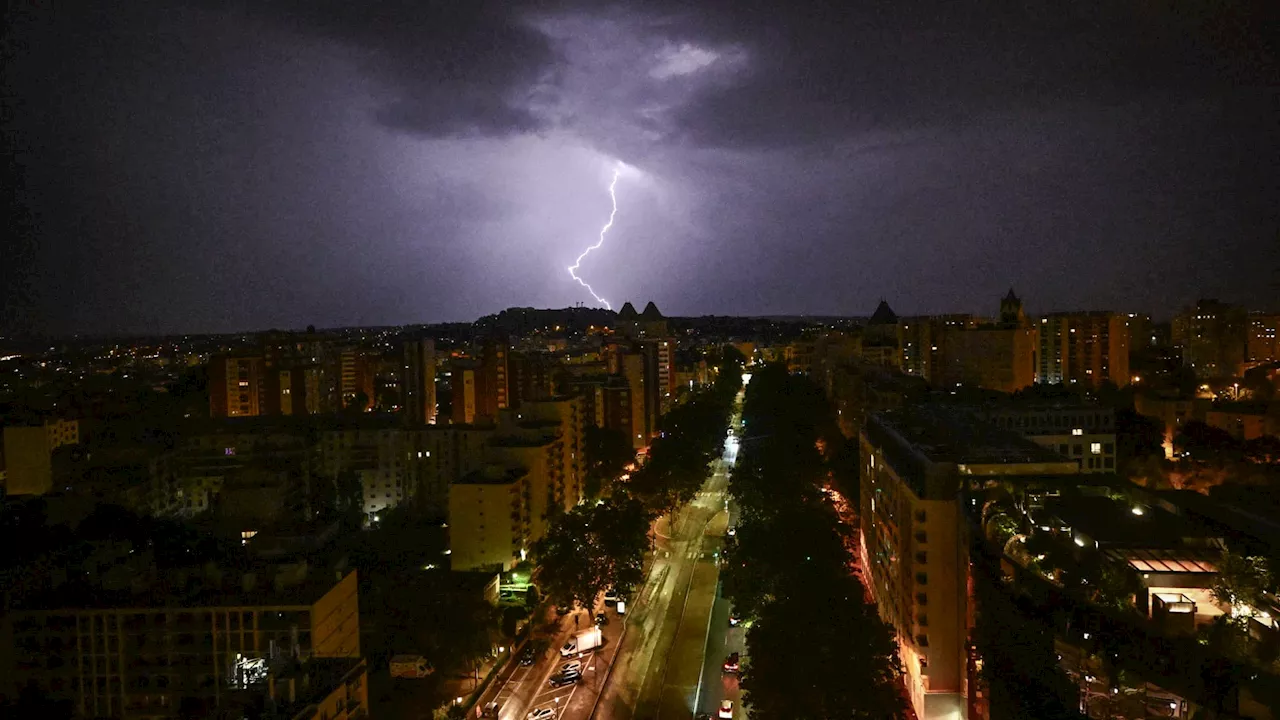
[456, 467, 526, 485]
[1042, 494, 1206, 548]
[273, 657, 365, 718]
[866, 406, 1074, 498]
[870, 406, 1068, 466]
[12, 563, 355, 613]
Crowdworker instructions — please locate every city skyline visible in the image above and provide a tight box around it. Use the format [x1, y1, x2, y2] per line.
[6, 1, 1278, 334]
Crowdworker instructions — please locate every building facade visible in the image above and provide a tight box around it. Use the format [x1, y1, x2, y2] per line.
[1174, 299, 1248, 378]
[210, 355, 266, 418]
[976, 402, 1118, 473]
[7, 569, 361, 719]
[402, 338, 438, 425]
[860, 409, 1078, 720]
[1036, 312, 1130, 388]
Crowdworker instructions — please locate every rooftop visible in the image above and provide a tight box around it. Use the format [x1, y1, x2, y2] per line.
[1042, 494, 1208, 548]
[490, 433, 558, 448]
[12, 563, 356, 613]
[1103, 548, 1219, 575]
[871, 406, 1070, 466]
[456, 466, 526, 485]
[270, 657, 365, 719]
[866, 406, 1075, 498]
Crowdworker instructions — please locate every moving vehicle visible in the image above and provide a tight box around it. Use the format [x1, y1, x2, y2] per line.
[722, 652, 740, 673]
[481, 701, 500, 717]
[719, 699, 735, 718]
[728, 615, 740, 627]
[549, 668, 581, 687]
[519, 645, 536, 666]
[527, 707, 555, 720]
[594, 612, 608, 627]
[389, 654, 433, 678]
[560, 626, 603, 657]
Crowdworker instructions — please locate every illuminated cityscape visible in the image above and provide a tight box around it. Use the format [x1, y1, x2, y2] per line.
[4, 2, 1277, 720]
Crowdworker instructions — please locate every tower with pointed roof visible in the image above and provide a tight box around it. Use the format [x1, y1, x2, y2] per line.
[864, 299, 899, 350]
[639, 301, 668, 338]
[615, 301, 639, 338]
[999, 288, 1027, 327]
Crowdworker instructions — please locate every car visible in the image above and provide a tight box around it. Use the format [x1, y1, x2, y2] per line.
[560, 660, 582, 675]
[549, 670, 581, 687]
[527, 708, 555, 720]
[727, 527, 736, 537]
[555, 605, 571, 616]
[603, 588, 619, 604]
[728, 615, 740, 627]
[719, 699, 735, 718]
[481, 701, 500, 717]
[519, 645, 536, 666]
[594, 612, 608, 626]
[722, 652, 740, 673]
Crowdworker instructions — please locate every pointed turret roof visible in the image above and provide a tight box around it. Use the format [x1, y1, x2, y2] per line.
[1004, 288, 1020, 302]
[617, 302, 638, 319]
[640, 301, 663, 320]
[868, 299, 898, 325]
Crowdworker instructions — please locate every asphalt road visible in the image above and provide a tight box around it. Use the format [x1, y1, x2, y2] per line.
[470, 387, 745, 720]
[592, 392, 744, 720]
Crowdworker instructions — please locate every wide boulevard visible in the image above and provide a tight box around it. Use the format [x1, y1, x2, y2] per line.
[476, 385, 746, 720]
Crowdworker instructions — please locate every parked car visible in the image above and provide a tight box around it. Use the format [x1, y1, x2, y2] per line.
[722, 652, 740, 673]
[560, 660, 582, 675]
[527, 708, 555, 720]
[595, 612, 608, 626]
[719, 699, 735, 718]
[728, 615, 740, 627]
[519, 645, 536, 666]
[549, 669, 581, 687]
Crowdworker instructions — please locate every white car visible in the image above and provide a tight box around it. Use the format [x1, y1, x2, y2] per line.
[527, 708, 555, 720]
[719, 700, 734, 718]
[561, 660, 582, 675]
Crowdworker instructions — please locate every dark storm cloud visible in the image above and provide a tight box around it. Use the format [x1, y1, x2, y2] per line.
[654, 0, 1277, 148]
[238, 0, 559, 137]
[3, 0, 1277, 335]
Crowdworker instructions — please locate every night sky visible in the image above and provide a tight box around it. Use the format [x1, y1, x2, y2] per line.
[5, 1, 1277, 335]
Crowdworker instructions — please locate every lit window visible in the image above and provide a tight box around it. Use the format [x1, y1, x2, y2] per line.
[1090, 442, 1102, 455]
[1071, 428, 1083, 436]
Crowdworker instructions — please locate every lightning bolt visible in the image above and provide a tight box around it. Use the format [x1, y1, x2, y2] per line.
[568, 166, 622, 310]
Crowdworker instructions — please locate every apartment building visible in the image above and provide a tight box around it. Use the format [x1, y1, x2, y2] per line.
[975, 401, 1119, 473]
[7, 567, 361, 719]
[860, 408, 1078, 720]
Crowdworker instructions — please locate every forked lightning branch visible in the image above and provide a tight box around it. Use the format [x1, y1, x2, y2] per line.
[567, 166, 622, 310]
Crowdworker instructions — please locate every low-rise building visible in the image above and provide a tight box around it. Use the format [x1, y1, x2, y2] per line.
[5, 566, 361, 719]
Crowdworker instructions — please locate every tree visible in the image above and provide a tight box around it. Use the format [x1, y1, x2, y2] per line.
[1174, 421, 1242, 462]
[1115, 407, 1164, 465]
[583, 425, 633, 497]
[1244, 435, 1280, 464]
[1211, 551, 1273, 612]
[725, 364, 909, 718]
[1242, 365, 1277, 403]
[533, 495, 653, 611]
[532, 507, 599, 611]
[743, 571, 905, 719]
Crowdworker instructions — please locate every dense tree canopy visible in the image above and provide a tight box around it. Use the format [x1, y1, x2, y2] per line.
[724, 364, 906, 719]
